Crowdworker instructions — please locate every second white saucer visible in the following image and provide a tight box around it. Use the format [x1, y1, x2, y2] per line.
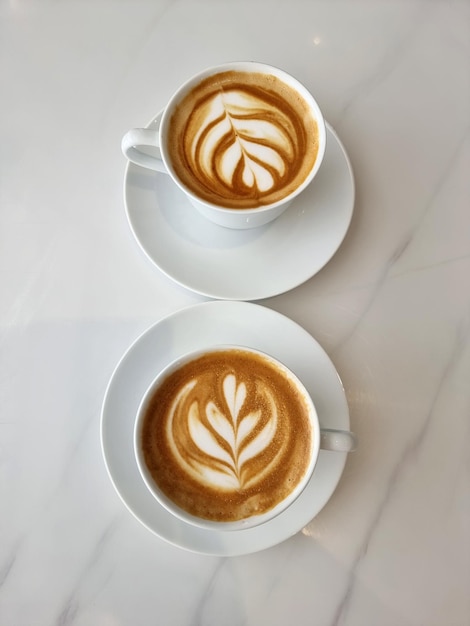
[101, 301, 350, 556]
[124, 117, 354, 300]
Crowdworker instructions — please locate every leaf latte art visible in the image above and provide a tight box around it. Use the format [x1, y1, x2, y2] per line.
[168, 71, 319, 209]
[168, 373, 283, 490]
[140, 349, 313, 523]
[186, 91, 300, 201]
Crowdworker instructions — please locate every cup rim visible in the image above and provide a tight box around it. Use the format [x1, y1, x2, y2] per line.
[158, 61, 327, 215]
[134, 344, 321, 532]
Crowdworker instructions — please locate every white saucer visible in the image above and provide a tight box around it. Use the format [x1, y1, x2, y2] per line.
[124, 116, 354, 301]
[101, 301, 350, 556]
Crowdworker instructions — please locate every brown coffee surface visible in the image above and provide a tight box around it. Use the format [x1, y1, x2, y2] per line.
[167, 71, 319, 209]
[140, 349, 313, 522]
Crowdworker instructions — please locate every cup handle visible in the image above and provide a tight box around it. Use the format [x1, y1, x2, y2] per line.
[121, 128, 168, 173]
[320, 429, 357, 452]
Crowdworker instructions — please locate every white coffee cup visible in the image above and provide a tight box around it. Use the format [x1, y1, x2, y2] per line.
[122, 62, 327, 229]
[134, 346, 356, 532]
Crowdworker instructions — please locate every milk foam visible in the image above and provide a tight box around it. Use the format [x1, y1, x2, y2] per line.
[191, 90, 292, 197]
[168, 70, 320, 210]
[141, 347, 314, 522]
[165, 373, 281, 490]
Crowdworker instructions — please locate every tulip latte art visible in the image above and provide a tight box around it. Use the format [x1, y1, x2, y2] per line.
[168, 71, 320, 209]
[140, 349, 313, 522]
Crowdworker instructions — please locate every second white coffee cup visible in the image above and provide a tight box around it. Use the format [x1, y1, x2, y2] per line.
[134, 345, 356, 532]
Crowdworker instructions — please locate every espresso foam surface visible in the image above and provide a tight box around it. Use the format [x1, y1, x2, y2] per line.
[168, 71, 319, 209]
[141, 349, 313, 522]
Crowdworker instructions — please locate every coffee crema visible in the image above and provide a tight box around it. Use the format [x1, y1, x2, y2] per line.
[167, 71, 319, 209]
[140, 349, 313, 522]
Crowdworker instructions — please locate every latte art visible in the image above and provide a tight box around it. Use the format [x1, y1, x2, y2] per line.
[168, 71, 319, 209]
[187, 90, 300, 199]
[168, 373, 285, 491]
[140, 349, 313, 522]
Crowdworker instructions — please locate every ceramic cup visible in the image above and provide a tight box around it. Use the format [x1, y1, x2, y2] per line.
[134, 346, 356, 532]
[122, 62, 326, 229]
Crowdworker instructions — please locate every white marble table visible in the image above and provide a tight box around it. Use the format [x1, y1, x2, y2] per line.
[1, 1, 469, 624]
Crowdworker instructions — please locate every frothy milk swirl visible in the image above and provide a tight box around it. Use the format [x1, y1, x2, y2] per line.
[189, 90, 295, 198]
[168, 71, 319, 209]
[166, 373, 287, 491]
